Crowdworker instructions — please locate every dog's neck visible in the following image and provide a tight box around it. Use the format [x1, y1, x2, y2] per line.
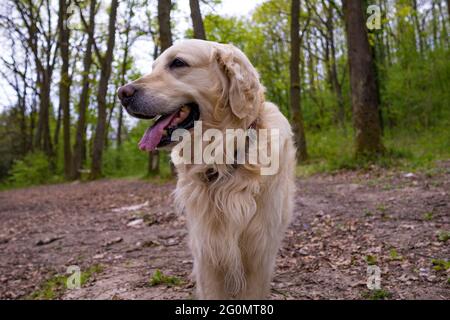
[202, 118, 259, 183]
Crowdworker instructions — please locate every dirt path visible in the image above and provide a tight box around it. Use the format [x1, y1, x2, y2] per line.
[0, 164, 449, 300]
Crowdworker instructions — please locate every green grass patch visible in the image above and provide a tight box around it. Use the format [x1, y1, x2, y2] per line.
[363, 209, 374, 217]
[0, 152, 63, 190]
[423, 211, 433, 221]
[27, 264, 104, 300]
[149, 269, 183, 287]
[437, 231, 450, 243]
[376, 204, 387, 213]
[365, 255, 378, 266]
[362, 289, 392, 300]
[431, 259, 450, 272]
[27, 274, 68, 300]
[296, 125, 450, 177]
[389, 248, 403, 261]
[80, 264, 104, 284]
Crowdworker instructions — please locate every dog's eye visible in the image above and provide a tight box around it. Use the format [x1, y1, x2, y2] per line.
[169, 58, 189, 69]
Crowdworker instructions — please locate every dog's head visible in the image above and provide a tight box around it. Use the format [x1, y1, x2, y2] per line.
[118, 39, 265, 151]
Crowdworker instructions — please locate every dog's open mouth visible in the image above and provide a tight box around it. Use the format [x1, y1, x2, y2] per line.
[138, 103, 200, 152]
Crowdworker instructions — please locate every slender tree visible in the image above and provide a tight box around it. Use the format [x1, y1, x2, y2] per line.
[148, 0, 174, 176]
[189, 0, 206, 40]
[324, 1, 345, 130]
[90, 0, 119, 179]
[0, 35, 32, 155]
[290, 0, 308, 162]
[57, 0, 72, 178]
[13, 0, 59, 158]
[117, 0, 136, 147]
[158, 0, 173, 51]
[72, 0, 97, 180]
[447, 0, 450, 21]
[53, 96, 62, 148]
[343, 0, 384, 156]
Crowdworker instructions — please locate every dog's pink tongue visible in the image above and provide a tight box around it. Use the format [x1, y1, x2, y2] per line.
[138, 112, 177, 152]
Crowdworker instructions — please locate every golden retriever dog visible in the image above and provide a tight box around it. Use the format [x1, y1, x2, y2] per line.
[118, 39, 296, 299]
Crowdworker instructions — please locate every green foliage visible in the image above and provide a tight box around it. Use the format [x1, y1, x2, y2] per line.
[198, 1, 292, 115]
[28, 264, 103, 300]
[80, 264, 104, 284]
[364, 209, 373, 217]
[1, 0, 449, 188]
[296, 124, 450, 177]
[0, 109, 26, 181]
[363, 289, 392, 300]
[437, 231, 450, 243]
[102, 121, 173, 180]
[423, 212, 433, 221]
[7, 152, 57, 188]
[198, 0, 450, 167]
[382, 48, 450, 129]
[103, 142, 148, 178]
[365, 255, 378, 266]
[431, 259, 450, 272]
[28, 274, 67, 300]
[389, 248, 402, 261]
[149, 269, 182, 287]
[200, 14, 252, 47]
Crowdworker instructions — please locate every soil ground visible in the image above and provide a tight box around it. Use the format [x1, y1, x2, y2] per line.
[0, 163, 449, 300]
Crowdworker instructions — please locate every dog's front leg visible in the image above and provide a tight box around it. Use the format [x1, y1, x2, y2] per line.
[193, 256, 229, 299]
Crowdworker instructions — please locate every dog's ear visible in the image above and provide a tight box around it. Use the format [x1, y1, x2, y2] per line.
[214, 44, 264, 120]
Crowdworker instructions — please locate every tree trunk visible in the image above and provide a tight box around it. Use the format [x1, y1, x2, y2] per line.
[158, 0, 173, 51]
[447, 0, 450, 22]
[58, 0, 72, 179]
[343, 0, 384, 156]
[306, 34, 324, 121]
[117, 107, 124, 147]
[53, 101, 62, 148]
[19, 0, 56, 160]
[327, 4, 345, 130]
[35, 71, 53, 158]
[117, 0, 135, 148]
[447, 0, 450, 21]
[189, 0, 206, 40]
[370, 38, 384, 135]
[148, 151, 160, 176]
[72, 0, 97, 180]
[431, 1, 438, 47]
[290, 0, 308, 162]
[152, 0, 174, 176]
[29, 97, 37, 152]
[90, 0, 119, 179]
[381, 0, 392, 66]
[19, 90, 27, 155]
[412, 0, 424, 55]
[437, 1, 448, 45]
[105, 88, 118, 148]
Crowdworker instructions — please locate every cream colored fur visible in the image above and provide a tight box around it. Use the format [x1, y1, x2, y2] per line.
[128, 39, 296, 299]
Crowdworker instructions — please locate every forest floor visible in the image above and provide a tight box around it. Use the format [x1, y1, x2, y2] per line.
[0, 162, 449, 300]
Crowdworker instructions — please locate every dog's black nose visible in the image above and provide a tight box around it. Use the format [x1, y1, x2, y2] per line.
[117, 84, 136, 106]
